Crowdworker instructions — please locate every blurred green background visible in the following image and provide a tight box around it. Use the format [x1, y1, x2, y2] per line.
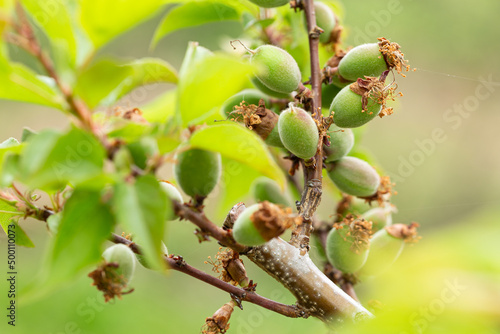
[1, 0, 499, 333]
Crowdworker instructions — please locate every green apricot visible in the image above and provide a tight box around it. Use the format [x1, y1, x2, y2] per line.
[232, 204, 266, 246]
[102, 244, 136, 283]
[321, 84, 341, 109]
[264, 125, 284, 148]
[251, 76, 292, 99]
[251, 177, 291, 207]
[361, 207, 393, 233]
[338, 43, 388, 81]
[278, 104, 319, 159]
[330, 85, 381, 128]
[248, 0, 290, 8]
[159, 181, 183, 221]
[326, 221, 371, 273]
[327, 156, 380, 197]
[324, 124, 354, 162]
[251, 45, 301, 94]
[135, 241, 169, 270]
[220, 89, 270, 118]
[314, 2, 337, 44]
[126, 137, 159, 169]
[174, 148, 221, 199]
[358, 226, 404, 278]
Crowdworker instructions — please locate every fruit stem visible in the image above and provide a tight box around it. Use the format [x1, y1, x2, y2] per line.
[230, 39, 255, 54]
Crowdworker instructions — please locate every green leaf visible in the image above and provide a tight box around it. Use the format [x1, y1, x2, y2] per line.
[75, 57, 178, 109]
[152, 1, 239, 48]
[178, 54, 253, 125]
[21, 0, 79, 69]
[44, 189, 114, 286]
[0, 201, 34, 247]
[0, 138, 23, 185]
[113, 175, 169, 271]
[141, 89, 177, 123]
[189, 123, 286, 188]
[178, 41, 214, 80]
[80, 0, 166, 49]
[18, 128, 106, 190]
[0, 56, 64, 108]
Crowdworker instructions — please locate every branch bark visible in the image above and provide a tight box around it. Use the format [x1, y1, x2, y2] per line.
[110, 234, 306, 319]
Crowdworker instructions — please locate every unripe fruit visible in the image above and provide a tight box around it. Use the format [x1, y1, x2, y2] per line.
[361, 207, 393, 233]
[251, 77, 292, 99]
[135, 241, 169, 269]
[247, 0, 290, 8]
[102, 244, 136, 283]
[232, 201, 293, 246]
[251, 177, 291, 207]
[159, 180, 183, 221]
[126, 137, 159, 169]
[321, 83, 341, 109]
[330, 85, 381, 128]
[314, 2, 337, 44]
[278, 104, 319, 159]
[174, 148, 221, 199]
[324, 124, 354, 162]
[221, 89, 270, 118]
[326, 219, 372, 273]
[250, 45, 301, 94]
[338, 43, 387, 81]
[327, 156, 380, 197]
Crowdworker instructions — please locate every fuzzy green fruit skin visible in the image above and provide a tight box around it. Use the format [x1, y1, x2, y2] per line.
[324, 124, 354, 162]
[251, 45, 301, 94]
[220, 89, 270, 118]
[248, 0, 289, 8]
[102, 244, 136, 283]
[264, 125, 284, 148]
[338, 43, 388, 81]
[326, 226, 369, 273]
[327, 156, 380, 197]
[358, 228, 404, 278]
[278, 105, 319, 159]
[251, 77, 291, 99]
[314, 2, 337, 43]
[159, 181, 183, 221]
[174, 148, 221, 198]
[330, 85, 381, 128]
[232, 204, 267, 246]
[251, 177, 291, 207]
[321, 84, 341, 109]
[361, 207, 392, 233]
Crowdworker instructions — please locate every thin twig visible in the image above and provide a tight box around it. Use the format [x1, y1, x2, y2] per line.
[110, 234, 307, 319]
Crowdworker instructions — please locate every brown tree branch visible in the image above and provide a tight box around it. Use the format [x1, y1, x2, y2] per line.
[290, 0, 324, 252]
[110, 233, 307, 319]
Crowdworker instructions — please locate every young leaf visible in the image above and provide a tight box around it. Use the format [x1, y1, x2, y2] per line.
[152, 1, 239, 48]
[189, 123, 286, 188]
[141, 89, 177, 123]
[43, 189, 114, 287]
[18, 128, 106, 190]
[178, 54, 253, 125]
[74, 57, 178, 108]
[112, 175, 169, 271]
[0, 201, 34, 247]
[0, 56, 64, 109]
[79, 0, 166, 49]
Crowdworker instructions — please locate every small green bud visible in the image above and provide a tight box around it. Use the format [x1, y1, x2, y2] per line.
[232, 202, 294, 246]
[324, 124, 355, 162]
[326, 218, 372, 273]
[102, 244, 136, 283]
[278, 103, 319, 159]
[338, 43, 388, 81]
[358, 223, 419, 278]
[247, 0, 290, 8]
[314, 2, 337, 44]
[251, 177, 291, 207]
[174, 148, 221, 199]
[251, 45, 301, 94]
[159, 180, 183, 221]
[327, 156, 380, 197]
[330, 85, 381, 128]
[220, 89, 270, 118]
